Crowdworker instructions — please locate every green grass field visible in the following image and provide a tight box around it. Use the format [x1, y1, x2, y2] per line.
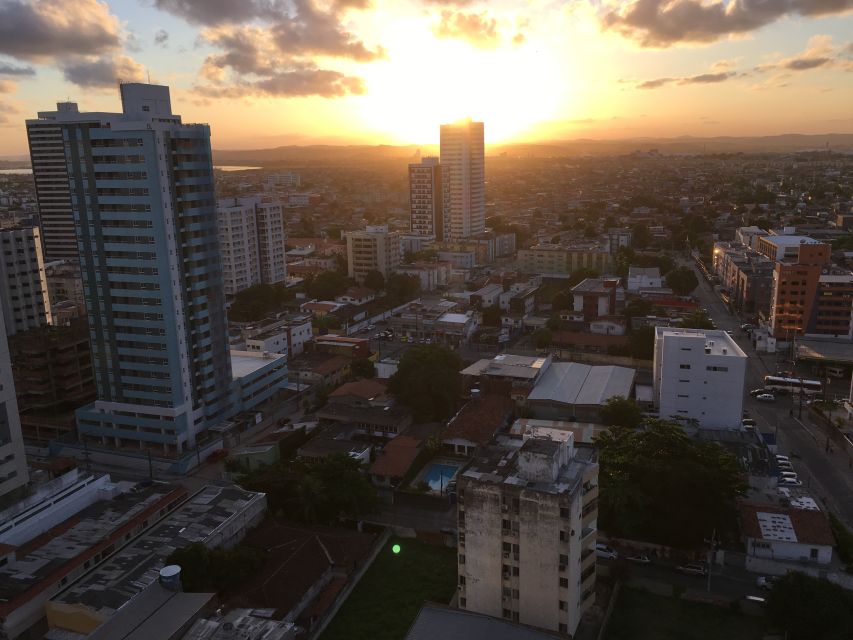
[319, 536, 457, 640]
[606, 588, 769, 640]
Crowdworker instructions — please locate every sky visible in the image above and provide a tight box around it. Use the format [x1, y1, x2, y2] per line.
[0, 0, 852, 155]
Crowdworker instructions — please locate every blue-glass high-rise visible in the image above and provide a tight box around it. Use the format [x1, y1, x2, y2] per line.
[30, 84, 232, 455]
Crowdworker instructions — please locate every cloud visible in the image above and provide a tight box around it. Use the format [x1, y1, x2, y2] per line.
[680, 71, 734, 84]
[755, 34, 843, 73]
[434, 10, 500, 48]
[61, 55, 146, 88]
[150, 0, 284, 26]
[0, 101, 21, 126]
[195, 68, 366, 98]
[600, 0, 853, 48]
[0, 0, 122, 61]
[637, 77, 673, 89]
[154, 29, 170, 47]
[0, 80, 16, 93]
[0, 62, 35, 76]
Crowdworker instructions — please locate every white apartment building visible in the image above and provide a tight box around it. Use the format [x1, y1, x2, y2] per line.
[217, 197, 287, 296]
[345, 225, 401, 283]
[457, 434, 598, 637]
[409, 157, 444, 241]
[0, 302, 29, 498]
[440, 120, 485, 240]
[0, 227, 51, 336]
[653, 327, 747, 429]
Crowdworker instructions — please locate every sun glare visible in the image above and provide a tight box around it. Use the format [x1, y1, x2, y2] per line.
[355, 17, 569, 145]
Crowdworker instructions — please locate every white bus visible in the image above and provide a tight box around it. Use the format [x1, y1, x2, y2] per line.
[763, 376, 822, 396]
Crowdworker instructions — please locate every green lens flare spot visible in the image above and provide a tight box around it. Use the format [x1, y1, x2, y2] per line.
[392, 544, 401, 554]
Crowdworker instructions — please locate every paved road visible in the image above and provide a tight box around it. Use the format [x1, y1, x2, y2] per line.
[689, 263, 853, 527]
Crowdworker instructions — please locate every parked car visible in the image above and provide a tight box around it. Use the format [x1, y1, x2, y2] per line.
[677, 563, 708, 576]
[741, 323, 753, 331]
[742, 418, 757, 427]
[775, 454, 790, 462]
[780, 471, 798, 480]
[779, 478, 803, 486]
[756, 576, 780, 590]
[749, 389, 768, 397]
[777, 462, 794, 472]
[626, 553, 651, 564]
[595, 543, 618, 560]
[756, 393, 776, 402]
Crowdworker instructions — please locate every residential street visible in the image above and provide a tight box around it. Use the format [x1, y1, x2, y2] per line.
[689, 263, 853, 528]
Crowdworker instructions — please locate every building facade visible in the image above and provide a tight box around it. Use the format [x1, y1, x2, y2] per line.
[440, 120, 485, 240]
[517, 246, 611, 275]
[0, 302, 28, 499]
[653, 327, 747, 429]
[217, 196, 287, 296]
[409, 157, 444, 241]
[457, 435, 598, 636]
[29, 84, 234, 456]
[345, 225, 401, 283]
[0, 226, 51, 336]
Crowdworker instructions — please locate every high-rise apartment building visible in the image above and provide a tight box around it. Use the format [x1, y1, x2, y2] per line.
[457, 434, 598, 636]
[217, 197, 287, 296]
[30, 84, 233, 456]
[768, 242, 853, 339]
[408, 157, 444, 241]
[653, 327, 747, 429]
[26, 104, 96, 261]
[0, 303, 29, 498]
[440, 120, 485, 240]
[0, 226, 51, 336]
[345, 226, 401, 284]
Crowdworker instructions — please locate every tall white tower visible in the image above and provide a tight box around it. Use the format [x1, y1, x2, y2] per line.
[440, 120, 485, 241]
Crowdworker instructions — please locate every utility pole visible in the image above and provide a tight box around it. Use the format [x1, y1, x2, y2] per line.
[706, 528, 716, 593]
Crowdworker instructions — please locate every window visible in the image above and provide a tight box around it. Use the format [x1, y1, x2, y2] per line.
[560, 530, 568, 542]
[513, 566, 520, 576]
[459, 575, 466, 585]
[559, 600, 567, 610]
[559, 577, 569, 588]
[677, 394, 689, 398]
[459, 554, 465, 565]
[559, 624, 568, 633]
[559, 554, 568, 565]
[679, 364, 691, 369]
[503, 609, 511, 619]
[460, 597, 466, 608]
[810, 548, 819, 559]
[560, 507, 570, 518]
[706, 366, 729, 372]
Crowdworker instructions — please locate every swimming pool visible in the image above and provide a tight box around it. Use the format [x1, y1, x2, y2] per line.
[422, 462, 460, 493]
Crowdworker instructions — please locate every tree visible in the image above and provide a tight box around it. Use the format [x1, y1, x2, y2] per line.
[567, 267, 600, 288]
[551, 290, 572, 312]
[364, 269, 385, 292]
[385, 273, 421, 305]
[388, 345, 462, 421]
[679, 310, 715, 329]
[533, 329, 552, 349]
[166, 542, 265, 593]
[629, 325, 655, 360]
[665, 267, 699, 296]
[595, 421, 746, 547]
[350, 357, 376, 379]
[308, 270, 350, 300]
[623, 298, 654, 319]
[767, 572, 853, 640]
[546, 313, 563, 331]
[228, 283, 294, 322]
[481, 305, 502, 327]
[599, 396, 643, 428]
[631, 223, 651, 249]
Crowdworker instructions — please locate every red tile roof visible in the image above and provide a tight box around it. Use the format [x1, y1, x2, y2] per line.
[330, 379, 388, 401]
[739, 502, 835, 546]
[369, 435, 422, 478]
[443, 394, 514, 446]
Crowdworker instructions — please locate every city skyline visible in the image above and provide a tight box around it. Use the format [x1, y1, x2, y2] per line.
[0, 0, 851, 156]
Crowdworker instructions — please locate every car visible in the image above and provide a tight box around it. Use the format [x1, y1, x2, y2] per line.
[407, 336, 414, 343]
[726, 330, 734, 336]
[757, 575, 781, 590]
[778, 462, 794, 472]
[780, 471, 798, 480]
[779, 478, 803, 486]
[756, 393, 776, 402]
[595, 543, 618, 560]
[775, 455, 790, 463]
[677, 563, 708, 576]
[373, 333, 381, 339]
[626, 553, 651, 564]
[741, 323, 754, 331]
[367, 324, 375, 330]
[742, 418, 757, 427]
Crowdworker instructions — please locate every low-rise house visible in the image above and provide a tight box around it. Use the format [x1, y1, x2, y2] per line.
[442, 394, 515, 456]
[627, 267, 662, 291]
[739, 501, 834, 567]
[368, 435, 423, 489]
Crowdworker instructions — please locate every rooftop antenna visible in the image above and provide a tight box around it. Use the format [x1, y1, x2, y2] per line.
[147, 69, 151, 84]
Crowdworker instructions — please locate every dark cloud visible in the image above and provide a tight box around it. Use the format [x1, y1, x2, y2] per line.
[151, 0, 284, 26]
[679, 71, 733, 84]
[637, 77, 673, 89]
[0, 62, 35, 76]
[784, 56, 832, 70]
[434, 10, 500, 48]
[61, 55, 145, 89]
[0, 0, 122, 61]
[601, 0, 853, 48]
[195, 68, 366, 98]
[154, 29, 169, 47]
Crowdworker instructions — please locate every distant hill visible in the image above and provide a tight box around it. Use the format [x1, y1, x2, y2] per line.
[212, 133, 853, 167]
